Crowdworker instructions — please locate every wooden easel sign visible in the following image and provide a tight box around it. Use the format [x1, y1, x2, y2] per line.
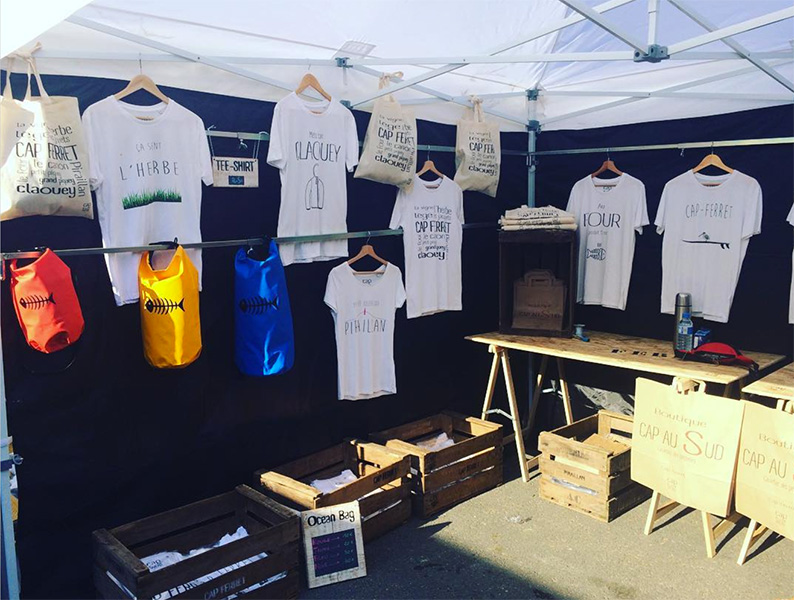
[302, 500, 366, 588]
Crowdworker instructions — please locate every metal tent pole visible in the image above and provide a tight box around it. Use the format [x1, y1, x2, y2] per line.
[526, 89, 540, 208]
[1, 337, 21, 600]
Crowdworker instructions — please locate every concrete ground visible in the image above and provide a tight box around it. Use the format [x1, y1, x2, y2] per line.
[303, 461, 793, 600]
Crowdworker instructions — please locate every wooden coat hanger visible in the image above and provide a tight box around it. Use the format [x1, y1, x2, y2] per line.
[693, 145, 733, 174]
[348, 237, 388, 275]
[296, 72, 332, 102]
[591, 150, 623, 183]
[114, 58, 169, 105]
[417, 151, 445, 180]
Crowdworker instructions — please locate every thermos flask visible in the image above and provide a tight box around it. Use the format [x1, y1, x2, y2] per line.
[673, 292, 692, 356]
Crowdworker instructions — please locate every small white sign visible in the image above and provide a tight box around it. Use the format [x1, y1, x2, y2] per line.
[211, 157, 259, 188]
[301, 500, 366, 589]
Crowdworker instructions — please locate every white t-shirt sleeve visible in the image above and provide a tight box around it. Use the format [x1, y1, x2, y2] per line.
[654, 183, 669, 234]
[457, 184, 465, 224]
[395, 271, 406, 309]
[195, 118, 214, 186]
[389, 192, 404, 230]
[741, 182, 763, 239]
[324, 270, 338, 312]
[266, 104, 286, 170]
[345, 111, 359, 172]
[565, 183, 578, 215]
[635, 183, 649, 234]
[82, 108, 103, 189]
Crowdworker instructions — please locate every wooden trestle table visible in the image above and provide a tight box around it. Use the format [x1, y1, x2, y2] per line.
[466, 330, 786, 483]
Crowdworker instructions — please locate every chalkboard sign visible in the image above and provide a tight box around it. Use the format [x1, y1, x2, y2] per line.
[302, 500, 366, 588]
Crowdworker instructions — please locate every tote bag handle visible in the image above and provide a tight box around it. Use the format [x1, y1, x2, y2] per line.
[2, 56, 16, 100]
[672, 377, 707, 395]
[378, 72, 403, 104]
[470, 96, 485, 123]
[23, 55, 49, 100]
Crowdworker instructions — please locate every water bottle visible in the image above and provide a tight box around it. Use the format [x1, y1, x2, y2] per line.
[675, 312, 694, 356]
[673, 292, 692, 351]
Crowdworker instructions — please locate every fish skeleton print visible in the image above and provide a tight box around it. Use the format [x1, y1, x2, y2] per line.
[19, 292, 56, 309]
[145, 297, 185, 314]
[239, 296, 279, 314]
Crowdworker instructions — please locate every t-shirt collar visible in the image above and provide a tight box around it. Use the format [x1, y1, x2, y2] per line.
[291, 92, 334, 117]
[109, 95, 174, 125]
[415, 175, 445, 192]
[589, 172, 625, 192]
[689, 169, 738, 189]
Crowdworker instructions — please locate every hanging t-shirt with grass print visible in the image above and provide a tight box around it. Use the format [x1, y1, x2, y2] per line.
[82, 96, 213, 306]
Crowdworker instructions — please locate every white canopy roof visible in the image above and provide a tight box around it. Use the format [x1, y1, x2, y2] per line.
[3, 0, 793, 131]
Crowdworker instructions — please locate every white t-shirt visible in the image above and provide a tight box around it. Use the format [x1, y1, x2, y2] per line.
[324, 262, 406, 401]
[566, 173, 648, 310]
[82, 97, 212, 305]
[390, 176, 464, 318]
[267, 93, 359, 266]
[788, 203, 794, 324]
[655, 170, 762, 323]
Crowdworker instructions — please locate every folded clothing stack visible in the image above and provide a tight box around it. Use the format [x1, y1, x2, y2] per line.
[500, 205, 577, 231]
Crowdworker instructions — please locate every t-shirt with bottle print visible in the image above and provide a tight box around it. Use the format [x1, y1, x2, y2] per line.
[267, 93, 359, 266]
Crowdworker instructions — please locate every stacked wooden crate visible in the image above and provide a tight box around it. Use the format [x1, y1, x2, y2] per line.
[538, 410, 650, 522]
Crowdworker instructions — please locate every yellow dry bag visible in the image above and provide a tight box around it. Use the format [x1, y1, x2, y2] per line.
[138, 246, 202, 368]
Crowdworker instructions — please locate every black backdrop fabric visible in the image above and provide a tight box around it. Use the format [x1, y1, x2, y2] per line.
[0, 73, 792, 598]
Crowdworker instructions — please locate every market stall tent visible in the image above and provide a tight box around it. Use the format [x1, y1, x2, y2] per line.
[1, 2, 793, 599]
[2, 0, 793, 131]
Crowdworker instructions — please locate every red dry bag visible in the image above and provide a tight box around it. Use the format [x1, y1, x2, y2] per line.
[9, 249, 85, 353]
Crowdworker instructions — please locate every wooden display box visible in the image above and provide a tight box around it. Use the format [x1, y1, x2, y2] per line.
[498, 229, 577, 337]
[538, 411, 650, 522]
[93, 485, 301, 600]
[370, 411, 503, 518]
[256, 440, 411, 543]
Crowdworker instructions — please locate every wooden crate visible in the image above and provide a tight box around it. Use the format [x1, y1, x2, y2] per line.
[255, 440, 411, 543]
[538, 410, 651, 522]
[370, 411, 503, 518]
[93, 485, 301, 600]
[498, 229, 578, 337]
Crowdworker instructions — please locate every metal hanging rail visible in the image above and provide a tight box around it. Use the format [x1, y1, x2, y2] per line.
[206, 129, 530, 156]
[0, 223, 495, 262]
[530, 136, 794, 156]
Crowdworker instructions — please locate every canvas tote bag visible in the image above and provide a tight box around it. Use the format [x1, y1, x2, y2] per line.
[1, 55, 92, 220]
[234, 242, 295, 376]
[735, 401, 794, 540]
[631, 377, 745, 517]
[454, 96, 500, 197]
[139, 246, 202, 369]
[354, 73, 416, 188]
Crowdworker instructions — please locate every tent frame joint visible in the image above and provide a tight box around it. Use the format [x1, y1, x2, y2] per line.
[526, 88, 541, 102]
[634, 44, 669, 63]
[340, 99, 352, 109]
[335, 56, 350, 68]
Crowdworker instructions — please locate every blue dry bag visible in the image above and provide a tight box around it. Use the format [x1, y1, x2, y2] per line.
[234, 242, 295, 375]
